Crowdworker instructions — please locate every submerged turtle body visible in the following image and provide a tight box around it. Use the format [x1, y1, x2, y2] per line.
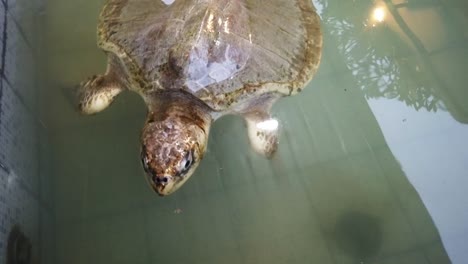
[78, 0, 322, 196]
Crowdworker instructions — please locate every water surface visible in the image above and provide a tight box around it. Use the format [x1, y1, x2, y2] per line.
[43, 0, 467, 263]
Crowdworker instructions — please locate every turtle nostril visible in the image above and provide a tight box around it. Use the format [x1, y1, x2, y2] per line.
[153, 176, 169, 185]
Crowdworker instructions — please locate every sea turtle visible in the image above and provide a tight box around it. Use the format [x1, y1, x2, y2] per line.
[78, 0, 322, 196]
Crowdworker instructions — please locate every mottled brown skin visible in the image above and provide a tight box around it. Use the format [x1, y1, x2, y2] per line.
[77, 0, 323, 196]
[140, 91, 211, 195]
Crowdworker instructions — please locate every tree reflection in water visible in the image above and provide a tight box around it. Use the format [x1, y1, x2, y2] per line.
[316, 0, 447, 112]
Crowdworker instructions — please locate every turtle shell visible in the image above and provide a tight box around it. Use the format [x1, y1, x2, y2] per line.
[98, 0, 322, 111]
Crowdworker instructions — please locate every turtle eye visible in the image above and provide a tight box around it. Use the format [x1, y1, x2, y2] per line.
[141, 146, 152, 174]
[179, 150, 193, 176]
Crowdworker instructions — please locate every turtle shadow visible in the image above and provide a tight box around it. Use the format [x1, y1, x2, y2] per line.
[334, 211, 383, 262]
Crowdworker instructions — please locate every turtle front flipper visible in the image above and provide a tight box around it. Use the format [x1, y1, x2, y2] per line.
[78, 60, 126, 115]
[242, 97, 280, 158]
[244, 112, 279, 158]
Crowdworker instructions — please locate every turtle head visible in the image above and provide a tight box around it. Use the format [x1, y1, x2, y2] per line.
[140, 100, 211, 196]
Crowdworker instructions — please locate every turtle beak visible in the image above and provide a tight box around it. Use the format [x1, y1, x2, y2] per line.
[154, 183, 169, 196]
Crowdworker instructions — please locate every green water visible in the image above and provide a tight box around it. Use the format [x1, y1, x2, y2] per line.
[42, 0, 467, 263]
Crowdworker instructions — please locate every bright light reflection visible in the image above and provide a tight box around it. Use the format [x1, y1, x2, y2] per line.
[224, 18, 230, 34]
[7, 170, 17, 186]
[207, 13, 214, 32]
[161, 0, 174, 5]
[256, 119, 279, 131]
[372, 7, 386, 23]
